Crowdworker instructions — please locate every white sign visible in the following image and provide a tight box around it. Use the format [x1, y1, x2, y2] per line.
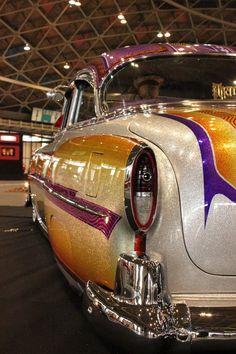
[32, 107, 61, 124]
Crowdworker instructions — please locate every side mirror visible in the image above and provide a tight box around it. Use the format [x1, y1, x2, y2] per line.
[46, 90, 64, 102]
[46, 85, 68, 102]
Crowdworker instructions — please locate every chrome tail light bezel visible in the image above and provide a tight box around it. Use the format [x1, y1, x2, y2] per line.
[124, 143, 158, 233]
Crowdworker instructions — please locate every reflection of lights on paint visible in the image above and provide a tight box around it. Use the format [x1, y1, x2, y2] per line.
[24, 181, 29, 189]
[110, 168, 116, 176]
[105, 216, 109, 224]
[200, 312, 212, 317]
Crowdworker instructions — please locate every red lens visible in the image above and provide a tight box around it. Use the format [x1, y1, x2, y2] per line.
[131, 149, 157, 232]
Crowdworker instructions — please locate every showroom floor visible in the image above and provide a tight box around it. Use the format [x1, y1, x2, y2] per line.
[0, 180, 28, 206]
[0, 181, 117, 354]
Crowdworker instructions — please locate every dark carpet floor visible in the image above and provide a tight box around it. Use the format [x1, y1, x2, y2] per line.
[0, 207, 116, 354]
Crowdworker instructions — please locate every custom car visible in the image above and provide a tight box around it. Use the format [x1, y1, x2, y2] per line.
[28, 43, 236, 353]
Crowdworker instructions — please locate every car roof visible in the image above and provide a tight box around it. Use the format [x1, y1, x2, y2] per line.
[87, 43, 236, 84]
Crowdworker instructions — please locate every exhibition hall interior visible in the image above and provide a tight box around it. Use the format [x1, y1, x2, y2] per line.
[0, 1, 236, 353]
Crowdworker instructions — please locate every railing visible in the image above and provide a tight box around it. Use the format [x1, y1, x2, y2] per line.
[0, 118, 57, 136]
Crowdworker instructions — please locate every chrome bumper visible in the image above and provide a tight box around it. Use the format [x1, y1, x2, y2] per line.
[83, 253, 236, 353]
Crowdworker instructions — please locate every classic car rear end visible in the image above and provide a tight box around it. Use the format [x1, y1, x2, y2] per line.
[28, 43, 236, 352]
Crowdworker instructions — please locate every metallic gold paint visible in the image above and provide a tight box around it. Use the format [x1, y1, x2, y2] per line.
[169, 109, 236, 188]
[49, 212, 74, 271]
[53, 135, 137, 211]
[198, 109, 236, 129]
[45, 135, 138, 288]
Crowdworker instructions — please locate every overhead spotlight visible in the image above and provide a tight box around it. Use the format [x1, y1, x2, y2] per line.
[118, 13, 125, 20]
[157, 32, 163, 38]
[69, 0, 81, 5]
[24, 43, 30, 51]
[64, 62, 70, 69]
[233, 80, 236, 85]
[118, 13, 127, 24]
[164, 31, 171, 38]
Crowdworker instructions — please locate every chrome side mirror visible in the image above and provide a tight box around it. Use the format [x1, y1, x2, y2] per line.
[46, 85, 68, 101]
[46, 90, 64, 101]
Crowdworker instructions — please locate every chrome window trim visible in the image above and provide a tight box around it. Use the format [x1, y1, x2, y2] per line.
[66, 87, 79, 127]
[99, 53, 236, 116]
[75, 67, 101, 119]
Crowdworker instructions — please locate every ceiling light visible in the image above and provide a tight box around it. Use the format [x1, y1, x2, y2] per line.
[24, 43, 30, 51]
[233, 80, 236, 85]
[64, 62, 70, 69]
[69, 0, 81, 5]
[164, 31, 171, 38]
[120, 19, 127, 24]
[118, 13, 125, 20]
[157, 32, 163, 38]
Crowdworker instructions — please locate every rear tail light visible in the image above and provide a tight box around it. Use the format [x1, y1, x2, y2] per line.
[125, 145, 157, 233]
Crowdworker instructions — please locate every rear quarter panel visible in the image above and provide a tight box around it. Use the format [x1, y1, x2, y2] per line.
[44, 134, 138, 288]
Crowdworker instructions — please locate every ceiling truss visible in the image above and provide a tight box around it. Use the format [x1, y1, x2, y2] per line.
[0, 0, 235, 114]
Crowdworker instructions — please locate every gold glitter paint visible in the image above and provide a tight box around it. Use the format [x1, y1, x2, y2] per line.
[169, 109, 236, 188]
[44, 135, 138, 289]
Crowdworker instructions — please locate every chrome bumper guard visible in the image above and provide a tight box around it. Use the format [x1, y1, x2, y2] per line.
[83, 253, 236, 353]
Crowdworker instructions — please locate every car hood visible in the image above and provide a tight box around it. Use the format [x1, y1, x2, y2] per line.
[129, 103, 236, 275]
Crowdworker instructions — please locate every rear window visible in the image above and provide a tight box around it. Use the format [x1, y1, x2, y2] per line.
[103, 55, 236, 111]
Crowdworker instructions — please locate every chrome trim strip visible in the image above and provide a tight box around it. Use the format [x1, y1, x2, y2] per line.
[29, 174, 121, 238]
[45, 184, 107, 218]
[173, 293, 236, 301]
[56, 259, 84, 296]
[124, 143, 148, 232]
[30, 174, 107, 218]
[31, 194, 48, 234]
